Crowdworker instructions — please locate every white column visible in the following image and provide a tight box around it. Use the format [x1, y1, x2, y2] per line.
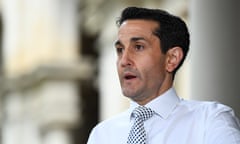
[43, 129, 72, 144]
[40, 80, 80, 128]
[1, 0, 81, 144]
[190, 1, 240, 116]
[1, 0, 79, 77]
[2, 92, 41, 144]
[39, 80, 80, 144]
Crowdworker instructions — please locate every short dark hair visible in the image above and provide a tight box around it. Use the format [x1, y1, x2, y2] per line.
[116, 7, 190, 75]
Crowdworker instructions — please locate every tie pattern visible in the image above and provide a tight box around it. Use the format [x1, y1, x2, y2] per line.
[127, 106, 154, 144]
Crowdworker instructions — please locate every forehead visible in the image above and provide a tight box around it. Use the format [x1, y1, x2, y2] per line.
[117, 20, 159, 39]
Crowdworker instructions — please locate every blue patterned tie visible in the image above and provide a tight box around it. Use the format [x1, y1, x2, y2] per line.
[127, 106, 154, 144]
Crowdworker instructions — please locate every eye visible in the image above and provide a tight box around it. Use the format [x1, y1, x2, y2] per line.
[135, 44, 144, 51]
[116, 47, 124, 55]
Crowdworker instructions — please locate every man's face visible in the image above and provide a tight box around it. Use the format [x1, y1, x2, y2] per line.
[115, 20, 171, 105]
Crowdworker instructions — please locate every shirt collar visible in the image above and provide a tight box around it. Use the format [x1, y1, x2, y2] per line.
[129, 87, 180, 120]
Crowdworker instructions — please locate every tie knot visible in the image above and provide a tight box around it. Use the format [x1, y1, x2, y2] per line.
[132, 106, 154, 121]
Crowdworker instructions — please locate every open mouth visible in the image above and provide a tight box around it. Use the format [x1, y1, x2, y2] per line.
[124, 74, 137, 80]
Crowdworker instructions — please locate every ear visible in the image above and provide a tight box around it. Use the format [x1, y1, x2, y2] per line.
[165, 47, 183, 73]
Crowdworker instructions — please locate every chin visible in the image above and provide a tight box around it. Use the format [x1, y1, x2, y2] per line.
[123, 91, 143, 101]
[122, 91, 136, 98]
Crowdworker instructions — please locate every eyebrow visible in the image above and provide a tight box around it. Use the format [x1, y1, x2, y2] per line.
[114, 37, 146, 46]
[130, 37, 145, 42]
[114, 40, 122, 47]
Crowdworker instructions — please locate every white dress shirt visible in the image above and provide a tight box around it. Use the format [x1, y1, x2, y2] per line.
[87, 88, 240, 144]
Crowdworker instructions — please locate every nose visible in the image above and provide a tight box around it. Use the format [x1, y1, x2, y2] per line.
[119, 50, 133, 67]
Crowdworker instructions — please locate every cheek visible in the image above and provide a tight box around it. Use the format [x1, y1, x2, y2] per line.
[143, 66, 165, 90]
[142, 58, 165, 79]
[138, 62, 155, 78]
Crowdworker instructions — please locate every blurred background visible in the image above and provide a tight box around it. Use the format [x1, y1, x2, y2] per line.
[0, 0, 239, 144]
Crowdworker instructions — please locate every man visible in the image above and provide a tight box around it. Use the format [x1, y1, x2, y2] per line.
[87, 7, 240, 144]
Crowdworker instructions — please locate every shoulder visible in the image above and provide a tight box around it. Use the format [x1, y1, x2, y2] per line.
[181, 100, 240, 143]
[180, 99, 234, 114]
[177, 100, 240, 143]
[176, 99, 240, 124]
[180, 99, 240, 129]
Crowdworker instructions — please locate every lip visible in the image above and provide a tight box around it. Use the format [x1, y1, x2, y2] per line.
[123, 72, 137, 81]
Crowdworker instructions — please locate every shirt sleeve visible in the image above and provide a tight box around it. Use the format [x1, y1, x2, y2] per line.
[205, 104, 240, 144]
